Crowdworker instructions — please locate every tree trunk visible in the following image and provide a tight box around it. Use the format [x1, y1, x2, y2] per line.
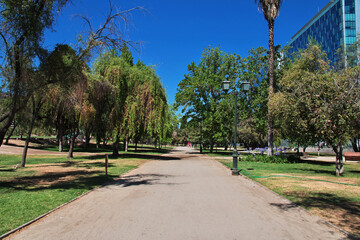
[303, 146, 307, 153]
[59, 137, 64, 152]
[4, 121, 17, 145]
[124, 136, 129, 152]
[96, 135, 101, 149]
[0, 112, 15, 147]
[68, 133, 77, 159]
[296, 143, 300, 155]
[334, 143, 344, 176]
[20, 117, 36, 168]
[350, 138, 359, 152]
[21, 96, 43, 167]
[210, 142, 214, 153]
[57, 127, 64, 152]
[85, 134, 91, 149]
[112, 132, 120, 157]
[267, 20, 275, 156]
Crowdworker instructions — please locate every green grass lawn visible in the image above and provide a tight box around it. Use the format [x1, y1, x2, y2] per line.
[0, 148, 170, 236]
[216, 156, 360, 237]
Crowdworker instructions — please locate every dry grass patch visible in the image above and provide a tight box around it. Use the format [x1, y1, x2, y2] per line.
[257, 177, 360, 237]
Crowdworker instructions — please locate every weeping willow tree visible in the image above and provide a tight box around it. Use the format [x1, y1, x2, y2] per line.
[123, 62, 169, 151]
[90, 46, 171, 154]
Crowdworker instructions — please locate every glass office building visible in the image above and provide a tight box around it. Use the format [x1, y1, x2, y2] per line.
[288, 0, 360, 64]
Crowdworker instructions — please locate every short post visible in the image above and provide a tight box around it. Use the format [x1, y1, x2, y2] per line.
[105, 154, 109, 176]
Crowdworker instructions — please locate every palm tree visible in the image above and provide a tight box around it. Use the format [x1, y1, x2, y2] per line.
[255, 0, 283, 156]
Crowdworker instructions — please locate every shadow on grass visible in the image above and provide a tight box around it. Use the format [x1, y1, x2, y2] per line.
[0, 171, 181, 193]
[0, 168, 16, 172]
[0, 170, 102, 190]
[77, 162, 117, 168]
[273, 192, 360, 238]
[298, 160, 334, 166]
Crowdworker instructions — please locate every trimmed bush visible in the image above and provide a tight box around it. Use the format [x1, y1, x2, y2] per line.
[240, 154, 300, 164]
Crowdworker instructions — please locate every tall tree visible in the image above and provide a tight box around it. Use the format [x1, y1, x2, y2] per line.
[41, 44, 85, 152]
[0, 0, 69, 146]
[255, 0, 284, 155]
[175, 46, 241, 152]
[271, 43, 360, 175]
[0, 1, 141, 147]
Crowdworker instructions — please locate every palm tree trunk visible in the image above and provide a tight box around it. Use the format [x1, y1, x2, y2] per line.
[267, 20, 275, 156]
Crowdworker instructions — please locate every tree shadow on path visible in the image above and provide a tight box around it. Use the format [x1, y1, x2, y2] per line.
[106, 174, 184, 188]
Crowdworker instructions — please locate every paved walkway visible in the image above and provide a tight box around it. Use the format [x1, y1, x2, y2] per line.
[6, 147, 347, 240]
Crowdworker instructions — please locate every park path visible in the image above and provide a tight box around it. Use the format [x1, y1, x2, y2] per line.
[6, 147, 347, 240]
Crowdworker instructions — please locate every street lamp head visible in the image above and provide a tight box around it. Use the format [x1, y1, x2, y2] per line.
[222, 80, 231, 93]
[241, 82, 251, 92]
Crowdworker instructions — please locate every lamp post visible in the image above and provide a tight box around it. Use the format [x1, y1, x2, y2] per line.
[222, 80, 250, 175]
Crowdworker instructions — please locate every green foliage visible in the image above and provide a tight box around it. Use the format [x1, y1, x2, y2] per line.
[273, 42, 360, 148]
[272, 42, 360, 174]
[0, 0, 70, 145]
[90, 48, 171, 150]
[175, 46, 241, 151]
[240, 154, 300, 164]
[41, 44, 88, 152]
[175, 45, 291, 150]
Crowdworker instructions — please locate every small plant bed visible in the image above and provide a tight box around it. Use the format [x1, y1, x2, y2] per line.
[0, 153, 153, 236]
[216, 157, 360, 237]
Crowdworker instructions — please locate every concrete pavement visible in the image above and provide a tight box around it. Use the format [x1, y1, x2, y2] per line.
[6, 147, 347, 240]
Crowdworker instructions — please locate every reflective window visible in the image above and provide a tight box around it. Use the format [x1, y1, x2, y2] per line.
[289, 0, 357, 64]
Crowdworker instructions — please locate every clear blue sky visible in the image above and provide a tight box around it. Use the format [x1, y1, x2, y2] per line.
[44, 0, 331, 105]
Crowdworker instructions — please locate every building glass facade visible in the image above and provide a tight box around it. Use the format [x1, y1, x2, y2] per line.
[288, 0, 360, 64]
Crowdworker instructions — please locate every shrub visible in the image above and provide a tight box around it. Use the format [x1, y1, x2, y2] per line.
[239, 154, 300, 164]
